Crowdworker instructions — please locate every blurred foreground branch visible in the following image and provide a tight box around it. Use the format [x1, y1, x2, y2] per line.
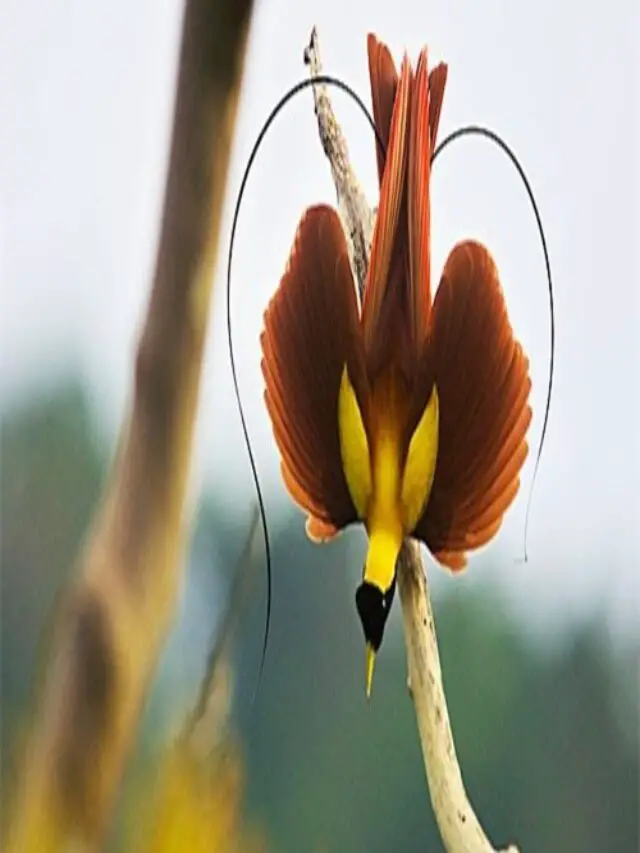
[6, 1, 255, 850]
[304, 27, 519, 853]
[130, 514, 266, 853]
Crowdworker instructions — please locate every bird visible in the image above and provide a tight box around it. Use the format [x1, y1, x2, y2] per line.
[259, 33, 532, 699]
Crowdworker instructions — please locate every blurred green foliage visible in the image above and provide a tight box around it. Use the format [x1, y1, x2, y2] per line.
[1, 380, 105, 756]
[1, 378, 638, 852]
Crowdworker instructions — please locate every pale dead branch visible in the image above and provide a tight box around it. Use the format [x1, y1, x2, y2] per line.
[303, 26, 373, 296]
[304, 27, 519, 853]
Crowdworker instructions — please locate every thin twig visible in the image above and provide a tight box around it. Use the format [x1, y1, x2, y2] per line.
[305, 27, 519, 853]
[6, 2, 255, 850]
[185, 507, 260, 745]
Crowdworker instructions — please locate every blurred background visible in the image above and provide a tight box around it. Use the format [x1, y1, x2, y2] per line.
[1, 0, 638, 851]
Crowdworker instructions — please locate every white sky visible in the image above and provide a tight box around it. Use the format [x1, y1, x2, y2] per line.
[1, 0, 638, 635]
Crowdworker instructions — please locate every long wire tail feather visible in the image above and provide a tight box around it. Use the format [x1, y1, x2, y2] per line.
[432, 126, 555, 563]
[186, 507, 261, 733]
[226, 74, 384, 702]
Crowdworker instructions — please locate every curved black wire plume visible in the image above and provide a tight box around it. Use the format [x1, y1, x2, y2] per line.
[227, 78, 555, 699]
[226, 75, 383, 700]
[432, 127, 555, 562]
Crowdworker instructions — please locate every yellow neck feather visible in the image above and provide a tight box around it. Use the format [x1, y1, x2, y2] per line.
[364, 410, 404, 593]
[338, 364, 439, 595]
[364, 526, 403, 593]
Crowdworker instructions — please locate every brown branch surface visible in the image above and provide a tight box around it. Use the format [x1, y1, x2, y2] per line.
[5, 1, 255, 850]
[305, 28, 520, 853]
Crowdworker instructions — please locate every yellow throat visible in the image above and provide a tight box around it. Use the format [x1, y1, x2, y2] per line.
[338, 365, 440, 698]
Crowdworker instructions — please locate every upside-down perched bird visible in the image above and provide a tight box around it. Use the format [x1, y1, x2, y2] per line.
[260, 34, 532, 698]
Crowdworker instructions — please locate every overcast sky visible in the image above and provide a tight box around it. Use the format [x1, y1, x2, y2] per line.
[1, 0, 638, 635]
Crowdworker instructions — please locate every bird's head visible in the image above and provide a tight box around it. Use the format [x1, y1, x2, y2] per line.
[355, 575, 397, 699]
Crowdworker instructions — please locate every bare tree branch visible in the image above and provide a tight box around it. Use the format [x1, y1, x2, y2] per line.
[6, 2, 255, 850]
[303, 26, 373, 296]
[305, 28, 519, 853]
[397, 543, 519, 853]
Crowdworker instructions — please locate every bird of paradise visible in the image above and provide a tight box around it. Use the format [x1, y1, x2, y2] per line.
[260, 34, 532, 698]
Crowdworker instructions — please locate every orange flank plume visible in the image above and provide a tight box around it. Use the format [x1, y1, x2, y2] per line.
[260, 34, 531, 696]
